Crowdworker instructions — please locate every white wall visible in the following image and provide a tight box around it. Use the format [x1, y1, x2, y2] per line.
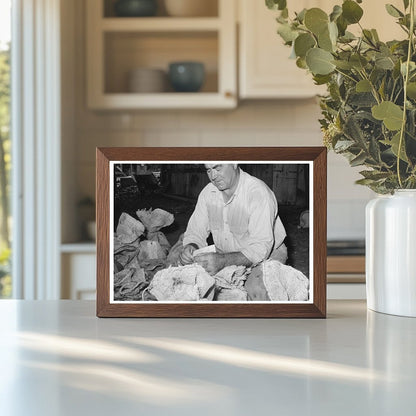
[61, 0, 375, 243]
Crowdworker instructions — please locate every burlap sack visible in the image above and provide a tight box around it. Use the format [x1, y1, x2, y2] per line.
[245, 260, 309, 301]
[138, 240, 167, 262]
[115, 213, 145, 244]
[136, 208, 174, 233]
[148, 264, 215, 301]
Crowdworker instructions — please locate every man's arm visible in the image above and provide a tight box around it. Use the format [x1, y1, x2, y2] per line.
[194, 252, 252, 275]
[182, 190, 210, 249]
[238, 187, 277, 264]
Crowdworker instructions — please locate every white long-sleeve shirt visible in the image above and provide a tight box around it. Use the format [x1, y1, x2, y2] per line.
[183, 169, 286, 264]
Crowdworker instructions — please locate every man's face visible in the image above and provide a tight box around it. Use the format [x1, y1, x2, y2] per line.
[205, 164, 238, 191]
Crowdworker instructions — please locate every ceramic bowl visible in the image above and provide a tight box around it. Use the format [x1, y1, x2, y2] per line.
[114, 0, 158, 17]
[168, 62, 205, 92]
[128, 68, 167, 93]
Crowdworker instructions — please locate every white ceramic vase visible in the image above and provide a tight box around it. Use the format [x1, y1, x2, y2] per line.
[366, 189, 416, 317]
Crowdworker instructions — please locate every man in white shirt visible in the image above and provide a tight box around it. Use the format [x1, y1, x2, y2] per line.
[179, 164, 287, 275]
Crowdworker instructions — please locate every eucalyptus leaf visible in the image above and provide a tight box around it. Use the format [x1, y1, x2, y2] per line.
[336, 15, 348, 36]
[356, 79, 372, 92]
[266, 0, 287, 11]
[342, 0, 364, 24]
[401, 61, 416, 76]
[306, 48, 335, 75]
[304, 8, 329, 35]
[369, 136, 382, 163]
[372, 101, 404, 131]
[330, 5, 342, 22]
[333, 60, 353, 70]
[350, 54, 368, 70]
[276, 15, 288, 24]
[296, 57, 308, 69]
[334, 139, 355, 151]
[339, 31, 356, 43]
[378, 78, 386, 100]
[385, 4, 404, 18]
[277, 23, 299, 43]
[328, 22, 338, 45]
[294, 33, 316, 58]
[296, 8, 307, 23]
[360, 170, 391, 180]
[344, 114, 367, 147]
[363, 29, 376, 46]
[318, 27, 334, 52]
[313, 74, 332, 85]
[407, 82, 416, 99]
[389, 132, 409, 162]
[375, 55, 395, 70]
[371, 29, 380, 43]
[350, 152, 368, 167]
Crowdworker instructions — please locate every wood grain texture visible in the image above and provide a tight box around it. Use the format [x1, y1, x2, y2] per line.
[96, 147, 327, 318]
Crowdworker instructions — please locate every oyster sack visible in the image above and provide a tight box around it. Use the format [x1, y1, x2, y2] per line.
[148, 264, 215, 301]
[147, 231, 171, 255]
[138, 240, 167, 262]
[116, 213, 145, 244]
[215, 265, 248, 301]
[136, 208, 174, 233]
[262, 260, 309, 301]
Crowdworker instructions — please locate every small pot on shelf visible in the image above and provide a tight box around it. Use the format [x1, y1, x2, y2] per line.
[168, 61, 205, 92]
[114, 0, 158, 17]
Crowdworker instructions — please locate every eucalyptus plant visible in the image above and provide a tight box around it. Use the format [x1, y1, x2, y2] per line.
[266, 0, 416, 193]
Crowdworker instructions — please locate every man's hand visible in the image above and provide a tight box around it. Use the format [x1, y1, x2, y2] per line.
[194, 253, 225, 275]
[179, 244, 198, 265]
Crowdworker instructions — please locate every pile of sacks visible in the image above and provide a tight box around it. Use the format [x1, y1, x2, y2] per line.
[114, 208, 310, 302]
[147, 261, 309, 302]
[114, 208, 179, 300]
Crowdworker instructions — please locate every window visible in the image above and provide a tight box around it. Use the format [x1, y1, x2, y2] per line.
[0, 0, 11, 298]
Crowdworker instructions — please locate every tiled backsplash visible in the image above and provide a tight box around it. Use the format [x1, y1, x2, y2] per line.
[71, 100, 374, 241]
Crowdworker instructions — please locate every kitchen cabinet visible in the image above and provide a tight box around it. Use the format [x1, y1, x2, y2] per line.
[61, 244, 96, 300]
[238, 0, 325, 99]
[238, 0, 404, 99]
[86, 0, 237, 109]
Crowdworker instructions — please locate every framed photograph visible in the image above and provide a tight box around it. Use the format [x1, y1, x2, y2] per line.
[96, 147, 327, 318]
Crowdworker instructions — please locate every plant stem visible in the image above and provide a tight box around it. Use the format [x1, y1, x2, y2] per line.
[397, 0, 415, 188]
[334, 68, 358, 84]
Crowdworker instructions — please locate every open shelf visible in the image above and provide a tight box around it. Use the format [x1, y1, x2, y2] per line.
[101, 17, 221, 31]
[86, 0, 236, 109]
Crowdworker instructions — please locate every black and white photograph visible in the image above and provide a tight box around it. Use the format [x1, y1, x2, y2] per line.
[110, 161, 313, 303]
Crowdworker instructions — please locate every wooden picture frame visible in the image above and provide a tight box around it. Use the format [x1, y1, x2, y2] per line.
[96, 147, 327, 318]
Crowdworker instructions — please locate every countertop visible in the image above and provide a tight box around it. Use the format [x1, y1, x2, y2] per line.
[0, 300, 415, 415]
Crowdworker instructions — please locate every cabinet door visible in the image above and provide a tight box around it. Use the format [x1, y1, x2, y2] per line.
[239, 0, 404, 99]
[239, 0, 326, 99]
[62, 253, 96, 300]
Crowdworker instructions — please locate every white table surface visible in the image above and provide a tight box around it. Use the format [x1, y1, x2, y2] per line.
[0, 300, 415, 416]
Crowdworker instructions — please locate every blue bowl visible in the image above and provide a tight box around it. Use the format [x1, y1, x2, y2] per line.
[114, 0, 157, 17]
[168, 62, 205, 92]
